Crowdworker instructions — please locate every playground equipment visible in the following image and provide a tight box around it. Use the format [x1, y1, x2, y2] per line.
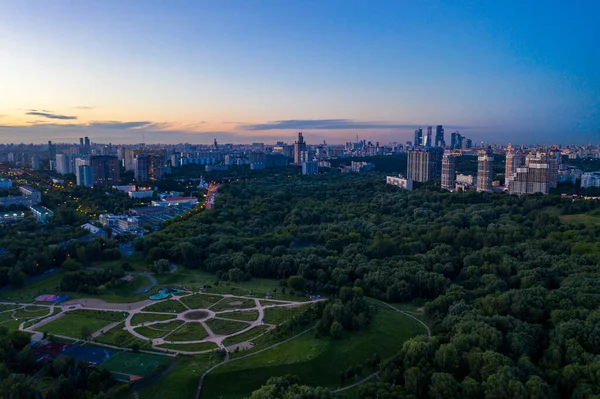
[149, 288, 184, 300]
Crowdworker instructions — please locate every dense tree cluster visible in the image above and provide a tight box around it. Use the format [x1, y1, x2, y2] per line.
[0, 327, 113, 399]
[249, 375, 333, 399]
[139, 173, 600, 398]
[60, 267, 125, 295]
[317, 286, 373, 338]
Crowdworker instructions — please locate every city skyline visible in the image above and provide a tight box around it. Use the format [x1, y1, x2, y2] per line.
[1, 1, 599, 145]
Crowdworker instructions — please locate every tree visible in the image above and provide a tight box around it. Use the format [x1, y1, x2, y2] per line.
[287, 275, 306, 292]
[8, 267, 26, 288]
[81, 325, 92, 340]
[152, 259, 171, 275]
[430, 372, 459, 399]
[330, 321, 343, 339]
[61, 258, 82, 272]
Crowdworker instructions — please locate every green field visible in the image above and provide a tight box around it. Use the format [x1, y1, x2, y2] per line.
[136, 355, 221, 399]
[166, 322, 208, 342]
[94, 322, 151, 349]
[222, 325, 270, 347]
[205, 318, 249, 335]
[100, 351, 168, 377]
[0, 304, 19, 312]
[217, 310, 259, 322]
[180, 294, 223, 309]
[143, 300, 187, 313]
[561, 213, 600, 226]
[135, 320, 184, 339]
[202, 309, 425, 398]
[131, 313, 176, 326]
[262, 305, 309, 325]
[157, 341, 218, 352]
[0, 273, 63, 302]
[210, 298, 256, 312]
[38, 310, 126, 337]
[14, 306, 51, 318]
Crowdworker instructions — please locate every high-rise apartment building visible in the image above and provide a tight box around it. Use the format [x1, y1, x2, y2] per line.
[31, 155, 40, 170]
[293, 133, 307, 164]
[48, 141, 56, 170]
[441, 153, 456, 190]
[476, 148, 494, 192]
[134, 154, 164, 182]
[435, 125, 445, 147]
[505, 146, 526, 186]
[414, 128, 423, 146]
[90, 155, 119, 186]
[407, 147, 443, 182]
[55, 154, 73, 175]
[507, 151, 560, 195]
[76, 165, 94, 187]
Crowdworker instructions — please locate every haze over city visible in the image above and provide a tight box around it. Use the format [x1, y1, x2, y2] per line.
[1, 0, 599, 145]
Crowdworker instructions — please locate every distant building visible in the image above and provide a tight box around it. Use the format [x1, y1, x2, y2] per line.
[249, 162, 265, 170]
[456, 174, 475, 185]
[350, 161, 374, 173]
[0, 211, 25, 224]
[414, 128, 423, 146]
[0, 179, 12, 188]
[294, 133, 307, 164]
[302, 162, 318, 175]
[31, 155, 40, 170]
[30, 205, 54, 222]
[76, 165, 93, 187]
[435, 125, 445, 147]
[581, 172, 600, 188]
[133, 153, 164, 182]
[90, 155, 119, 186]
[265, 153, 287, 167]
[476, 149, 494, 192]
[205, 164, 229, 172]
[441, 153, 456, 191]
[81, 223, 108, 239]
[505, 146, 526, 186]
[424, 126, 433, 147]
[386, 175, 413, 190]
[407, 147, 443, 182]
[152, 196, 199, 207]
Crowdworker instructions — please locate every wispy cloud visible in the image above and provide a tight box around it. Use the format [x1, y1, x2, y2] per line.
[26, 111, 77, 120]
[240, 119, 422, 131]
[74, 106, 94, 110]
[88, 121, 152, 129]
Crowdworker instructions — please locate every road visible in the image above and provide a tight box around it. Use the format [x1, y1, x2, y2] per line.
[204, 185, 219, 210]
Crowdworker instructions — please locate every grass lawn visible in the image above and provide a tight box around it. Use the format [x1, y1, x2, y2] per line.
[0, 273, 63, 302]
[157, 341, 218, 352]
[0, 304, 19, 312]
[217, 310, 259, 322]
[37, 310, 126, 337]
[0, 318, 21, 332]
[14, 306, 51, 318]
[94, 322, 152, 349]
[143, 299, 187, 313]
[210, 298, 256, 312]
[561, 213, 600, 226]
[131, 313, 176, 326]
[0, 312, 14, 323]
[135, 321, 184, 339]
[166, 322, 208, 342]
[202, 309, 425, 398]
[100, 351, 168, 377]
[180, 294, 223, 309]
[205, 319, 249, 335]
[262, 305, 309, 325]
[135, 355, 221, 399]
[94, 252, 148, 272]
[95, 275, 152, 303]
[222, 325, 270, 347]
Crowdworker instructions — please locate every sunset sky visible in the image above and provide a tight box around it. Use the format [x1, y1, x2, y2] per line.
[0, 0, 599, 145]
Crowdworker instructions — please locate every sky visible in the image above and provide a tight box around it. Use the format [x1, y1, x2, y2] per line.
[0, 0, 599, 145]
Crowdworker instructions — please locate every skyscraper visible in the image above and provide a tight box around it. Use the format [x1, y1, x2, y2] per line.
[133, 153, 164, 182]
[293, 132, 307, 164]
[450, 132, 462, 150]
[425, 126, 432, 146]
[48, 141, 56, 170]
[507, 151, 560, 195]
[407, 147, 443, 182]
[90, 155, 119, 186]
[435, 125, 445, 147]
[476, 148, 494, 192]
[441, 153, 456, 190]
[413, 128, 423, 146]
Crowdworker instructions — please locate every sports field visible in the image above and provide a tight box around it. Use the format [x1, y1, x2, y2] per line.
[100, 351, 168, 378]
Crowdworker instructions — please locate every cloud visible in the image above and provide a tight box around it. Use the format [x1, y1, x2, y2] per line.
[26, 111, 77, 120]
[88, 121, 152, 129]
[74, 106, 94, 110]
[240, 119, 426, 131]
